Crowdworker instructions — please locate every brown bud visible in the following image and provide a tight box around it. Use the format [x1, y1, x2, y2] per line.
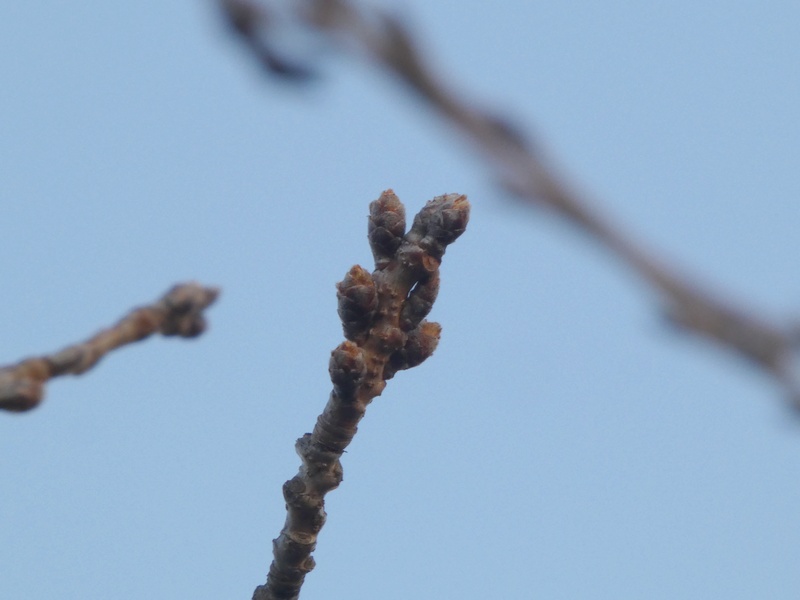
[0, 377, 44, 412]
[439, 194, 470, 243]
[368, 189, 406, 269]
[384, 320, 441, 379]
[404, 321, 442, 368]
[328, 341, 365, 399]
[160, 283, 220, 338]
[336, 265, 377, 342]
[406, 193, 470, 261]
[373, 324, 408, 355]
[400, 270, 440, 331]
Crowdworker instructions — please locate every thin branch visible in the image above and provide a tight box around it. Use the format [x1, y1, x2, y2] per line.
[252, 190, 469, 600]
[0, 282, 220, 412]
[218, 0, 318, 80]
[219, 0, 800, 407]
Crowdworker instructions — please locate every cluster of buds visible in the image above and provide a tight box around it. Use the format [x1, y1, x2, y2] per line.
[260, 190, 469, 600]
[335, 189, 470, 386]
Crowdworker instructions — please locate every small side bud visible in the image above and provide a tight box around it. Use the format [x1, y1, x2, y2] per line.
[400, 270, 440, 331]
[403, 321, 442, 368]
[329, 341, 366, 399]
[372, 324, 408, 355]
[384, 320, 442, 379]
[368, 189, 406, 269]
[336, 265, 377, 342]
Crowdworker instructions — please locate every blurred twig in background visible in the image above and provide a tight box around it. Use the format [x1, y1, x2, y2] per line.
[219, 0, 800, 407]
[0, 283, 219, 412]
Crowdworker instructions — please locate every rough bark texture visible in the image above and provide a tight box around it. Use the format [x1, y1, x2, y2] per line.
[252, 190, 469, 600]
[0, 282, 219, 412]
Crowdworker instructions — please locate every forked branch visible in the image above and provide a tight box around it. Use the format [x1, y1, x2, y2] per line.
[252, 190, 469, 600]
[0, 282, 219, 412]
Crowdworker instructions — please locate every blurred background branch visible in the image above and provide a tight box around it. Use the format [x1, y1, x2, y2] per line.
[0, 283, 219, 412]
[218, 0, 800, 408]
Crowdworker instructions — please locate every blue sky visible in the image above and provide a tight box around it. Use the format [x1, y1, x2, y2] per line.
[2, 2, 800, 598]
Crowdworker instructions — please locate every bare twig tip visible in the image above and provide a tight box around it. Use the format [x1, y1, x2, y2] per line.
[0, 376, 44, 412]
[159, 283, 220, 338]
[0, 282, 220, 413]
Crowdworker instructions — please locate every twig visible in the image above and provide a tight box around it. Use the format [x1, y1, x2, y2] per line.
[219, 0, 318, 80]
[0, 282, 220, 412]
[252, 190, 469, 600]
[218, 0, 800, 407]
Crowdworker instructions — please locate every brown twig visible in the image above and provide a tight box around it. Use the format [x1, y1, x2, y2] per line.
[218, 0, 318, 80]
[219, 0, 800, 407]
[251, 190, 469, 600]
[0, 282, 220, 412]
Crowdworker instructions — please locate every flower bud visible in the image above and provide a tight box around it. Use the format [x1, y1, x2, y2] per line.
[406, 193, 470, 261]
[400, 270, 440, 331]
[336, 265, 377, 342]
[384, 320, 441, 379]
[368, 189, 406, 269]
[328, 341, 366, 399]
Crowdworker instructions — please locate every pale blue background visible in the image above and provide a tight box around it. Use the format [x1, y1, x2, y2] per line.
[2, 2, 799, 599]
